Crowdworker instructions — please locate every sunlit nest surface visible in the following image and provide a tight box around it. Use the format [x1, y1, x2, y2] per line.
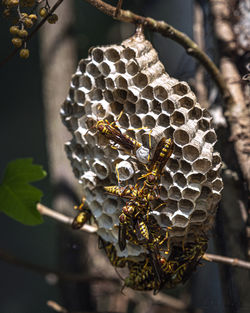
[61, 31, 223, 257]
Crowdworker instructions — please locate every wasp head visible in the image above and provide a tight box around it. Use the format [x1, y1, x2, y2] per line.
[119, 213, 127, 224]
[123, 204, 135, 216]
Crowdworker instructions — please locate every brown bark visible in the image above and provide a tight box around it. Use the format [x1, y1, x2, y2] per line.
[209, 0, 250, 189]
[193, 1, 209, 108]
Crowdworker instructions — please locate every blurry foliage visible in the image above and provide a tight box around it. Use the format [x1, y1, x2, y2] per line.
[0, 158, 46, 225]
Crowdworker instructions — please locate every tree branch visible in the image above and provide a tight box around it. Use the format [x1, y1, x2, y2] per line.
[204, 253, 250, 270]
[83, 0, 233, 105]
[37, 203, 98, 233]
[114, 0, 123, 18]
[0, 0, 65, 67]
[2, 0, 235, 113]
[83, 0, 250, 189]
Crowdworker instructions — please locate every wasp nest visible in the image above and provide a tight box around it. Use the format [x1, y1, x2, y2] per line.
[61, 30, 223, 257]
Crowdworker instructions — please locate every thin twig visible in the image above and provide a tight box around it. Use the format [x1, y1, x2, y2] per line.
[83, 0, 233, 106]
[36, 203, 98, 233]
[47, 301, 68, 313]
[0, 0, 65, 67]
[114, 0, 123, 17]
[204, 253, 250, 270]
[2, 0, 234, 110]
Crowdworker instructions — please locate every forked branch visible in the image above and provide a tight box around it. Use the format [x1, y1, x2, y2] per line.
[84, 0, 233, 106]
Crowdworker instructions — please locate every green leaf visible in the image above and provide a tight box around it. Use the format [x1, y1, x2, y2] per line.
[0, 158, 47, 225]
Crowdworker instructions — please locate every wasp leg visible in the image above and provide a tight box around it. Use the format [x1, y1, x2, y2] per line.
[118, 224, 127, 251]
[148, 250, 162, 284]
[115, 163, 120, 186]
[148, 129, 153, 158]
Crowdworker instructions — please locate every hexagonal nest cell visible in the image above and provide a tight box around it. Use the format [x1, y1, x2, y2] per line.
[61, 29, 223, 257]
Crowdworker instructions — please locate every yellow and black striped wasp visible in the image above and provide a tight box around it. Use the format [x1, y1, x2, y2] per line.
[72, 197, 92, 229]
[98, 237, 128, 268]
[105, 191, 171, 253]
[124, 258, 160, 292]
[118, 199, 148, 251]
[105, 137, 174, 203]
[123, 255, 178, 293]
[105, 184, 172, 253]
[169, 250, 203, 286]
[104, 185, 138, 200]
[165, 235, 208, 286]
[136, 137, 174, 201]
[176, 235, 208, 265]
[119, 203, 172, 285]
[93, 110, 144, 157]
[117, 197, 168, 253]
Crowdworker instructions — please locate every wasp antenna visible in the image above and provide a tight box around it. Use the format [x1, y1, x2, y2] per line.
[116, 110, 124, 122]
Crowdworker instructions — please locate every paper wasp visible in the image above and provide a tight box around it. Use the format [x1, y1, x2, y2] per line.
[72, 197, 92, 229]
[169, 251, 202, 286]
[104, 185, 137, 199]
[92, 110, 144, 156]
[105, 137, 174, 203]
[98, 237, 128, 268]
[165, 235, 208, 286]
[178, 235, 208, 263]
[159, 257, 179, 274]
[119, 204, 172, 284]
[105, 185, 171, 253]
[124, 255, 177, 293]
[124, 259, 160, 292]
[118, 200, 142, 251]
[118, 198, 151, 251]
[135, 137, 174, 200]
